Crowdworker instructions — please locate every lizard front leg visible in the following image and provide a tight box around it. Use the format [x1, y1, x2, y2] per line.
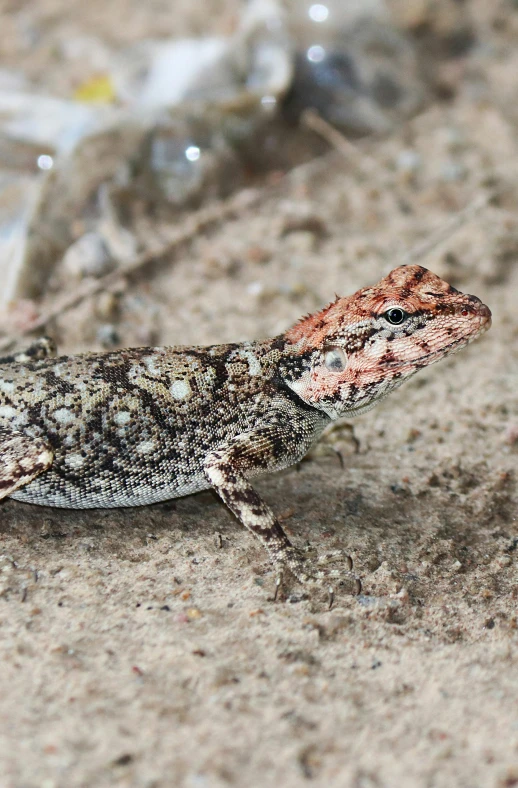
[204, 418, 359, 604]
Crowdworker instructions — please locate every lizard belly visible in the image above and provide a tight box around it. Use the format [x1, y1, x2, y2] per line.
[9, 466, 212, 508]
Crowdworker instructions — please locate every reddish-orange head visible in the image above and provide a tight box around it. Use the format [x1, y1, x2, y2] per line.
[280, 265, 491, 418]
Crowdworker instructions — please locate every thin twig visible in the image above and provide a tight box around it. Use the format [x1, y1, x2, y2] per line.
[303, 109, 381, 176]
[0, 152, 335, 352]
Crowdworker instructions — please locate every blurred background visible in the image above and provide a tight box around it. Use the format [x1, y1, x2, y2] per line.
[0, 0, 514, 350]
[1, 5, 518, 788]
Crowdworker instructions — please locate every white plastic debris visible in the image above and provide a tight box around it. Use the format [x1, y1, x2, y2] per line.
[0, 0, 430, 311]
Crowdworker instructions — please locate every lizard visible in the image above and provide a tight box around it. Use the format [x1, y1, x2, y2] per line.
[0, 265, 491, 604]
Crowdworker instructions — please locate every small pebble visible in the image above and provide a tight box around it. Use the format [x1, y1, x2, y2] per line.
[96, 324, 120, 348]
[444, 126, 464, 151]
[503, 424, 518, 445]
[441, 160, 466, 182]
[396, 149, 422, 174]
[280, 214, 327, 238]
[283, 230, 317, 255]
[62, 232, 114, 278]
[95, 292, 119, 321]
[247, 281, 264, 297]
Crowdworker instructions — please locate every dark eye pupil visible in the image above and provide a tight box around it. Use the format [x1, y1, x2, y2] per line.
[385, 308, 407, 325]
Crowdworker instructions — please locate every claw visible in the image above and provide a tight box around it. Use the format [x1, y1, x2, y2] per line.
[274, 574, 282, 602]
[354, 577, 362, 595]
[328, 587, 334, 610]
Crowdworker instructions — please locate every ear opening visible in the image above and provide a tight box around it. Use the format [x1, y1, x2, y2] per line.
[324, 346, 347, 373]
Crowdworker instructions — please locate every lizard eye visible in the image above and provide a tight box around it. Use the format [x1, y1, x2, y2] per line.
[383, 308, 408, 325]
[324, 346, 347, 373]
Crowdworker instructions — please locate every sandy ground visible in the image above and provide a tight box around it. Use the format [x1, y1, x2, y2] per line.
[1, 2, 518, 787]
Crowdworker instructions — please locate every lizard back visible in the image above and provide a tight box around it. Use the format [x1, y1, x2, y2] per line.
[0, 341, 308, 507]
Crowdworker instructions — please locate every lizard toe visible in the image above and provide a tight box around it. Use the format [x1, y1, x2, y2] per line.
[274, 545, 360, 598]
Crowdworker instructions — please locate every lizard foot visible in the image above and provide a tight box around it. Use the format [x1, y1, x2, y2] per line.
[302, 545, 353, 569]
[273, 545, 362, 608]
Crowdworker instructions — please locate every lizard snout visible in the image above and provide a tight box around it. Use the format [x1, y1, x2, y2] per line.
[460, 296, 492, 326]
[462, 298, 492, 331]
[478, 303, 492, 325]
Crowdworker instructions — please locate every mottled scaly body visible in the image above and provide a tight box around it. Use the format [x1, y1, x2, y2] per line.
[0, 266, 491, 601]
[1, 341, 326, 508]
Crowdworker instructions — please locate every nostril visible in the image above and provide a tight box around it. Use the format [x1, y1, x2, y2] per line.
[459, 301, 491, 320]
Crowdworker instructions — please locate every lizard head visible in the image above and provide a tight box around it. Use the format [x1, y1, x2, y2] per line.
[281, 265, 491, 419]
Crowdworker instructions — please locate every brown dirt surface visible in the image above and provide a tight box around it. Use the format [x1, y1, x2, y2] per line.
[0, 2, 518, 787]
